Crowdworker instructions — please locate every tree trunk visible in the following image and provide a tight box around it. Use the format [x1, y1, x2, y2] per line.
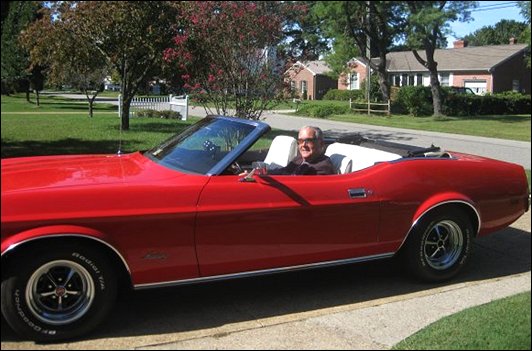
[120, 98, 131, 131]
[35, 90, 40, 106]
[412, 47, 444, 117]
[120, 84, 131, 130]
[84, 90, 96, 118]
[377, 70, 390, 102]
[428, 68, 443, 117]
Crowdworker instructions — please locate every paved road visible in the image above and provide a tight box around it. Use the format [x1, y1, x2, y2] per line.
[1, 211, 529, 350]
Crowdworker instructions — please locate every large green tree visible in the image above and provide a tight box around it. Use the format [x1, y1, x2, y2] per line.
[463, 19, 527, 46]
[20, 4, 110, 117]
[42, 1, 179, 130]
[281, 1, 330, 61]
[315, 1, 406, 102]
[1, 1, 45, 101]
[405, 1, 477, 117]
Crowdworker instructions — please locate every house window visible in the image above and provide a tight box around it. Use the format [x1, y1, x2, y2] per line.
[440, 73, 450, 86]
[349, 73, 359, 90]
[408, 75, 415, 86]
[290, 80, 296, 91]
[512, 80, 520, 92]
[300, 80, 307, 98]
[394, 75, 401, 87]
[401, 74, 408, 86]
[416, 74, 423, 86]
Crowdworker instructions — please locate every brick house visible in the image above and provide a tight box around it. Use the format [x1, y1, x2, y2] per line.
[337, 58, 370, 91]
[285, 61, 338, 100]
[339, 40, 530, 95]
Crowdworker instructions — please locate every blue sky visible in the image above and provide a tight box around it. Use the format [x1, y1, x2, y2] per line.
[447, 1, 526, 47]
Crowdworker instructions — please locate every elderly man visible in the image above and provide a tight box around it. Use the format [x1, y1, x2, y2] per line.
[268, 126, 334, 175]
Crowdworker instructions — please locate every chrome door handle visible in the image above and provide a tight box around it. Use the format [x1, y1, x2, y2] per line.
[348, 188, 368, 198]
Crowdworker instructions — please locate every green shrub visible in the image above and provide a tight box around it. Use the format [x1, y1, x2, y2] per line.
[323, 89, 365, 101]
[395, 86, 433, 116]
[295, 103, 351, 118]
[136, 109, 182, 119]
[443, 91, 531, 116]
[394, 86, 530, 116]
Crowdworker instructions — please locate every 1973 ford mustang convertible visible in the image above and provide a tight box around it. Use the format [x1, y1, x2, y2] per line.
[1, 116, 529, 341]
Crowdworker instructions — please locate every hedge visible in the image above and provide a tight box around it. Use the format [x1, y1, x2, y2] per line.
[393, 86, 531, 116]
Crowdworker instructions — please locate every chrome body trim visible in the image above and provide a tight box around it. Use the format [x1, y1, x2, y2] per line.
[134, 252, 395, 290]
[397, 200, 482, 252]
[1, 234, 131, 275]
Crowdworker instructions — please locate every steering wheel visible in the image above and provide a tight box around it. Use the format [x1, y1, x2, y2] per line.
[230, 161, 244, 174]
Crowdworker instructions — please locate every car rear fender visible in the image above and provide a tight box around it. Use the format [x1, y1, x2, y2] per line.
[1, 225, 131, 284]
[397, 195, 481, 253]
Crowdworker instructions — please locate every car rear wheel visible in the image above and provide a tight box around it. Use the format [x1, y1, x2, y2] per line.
[1, 244, 117, 342]
[404, 208, 473, 282]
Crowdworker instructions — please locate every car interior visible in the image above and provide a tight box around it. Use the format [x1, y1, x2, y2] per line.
[232, 132, 452, 175]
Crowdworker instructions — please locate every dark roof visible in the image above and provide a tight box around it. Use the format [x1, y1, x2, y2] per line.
[385, 44, 528, 72]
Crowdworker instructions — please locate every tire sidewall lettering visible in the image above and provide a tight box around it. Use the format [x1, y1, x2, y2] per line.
[72, 252, 106, 290]
[13, 289, 57, 336]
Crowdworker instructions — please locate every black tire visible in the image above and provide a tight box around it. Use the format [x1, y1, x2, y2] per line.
[1, 244, 117, 342]
[404, 208, 473, 282]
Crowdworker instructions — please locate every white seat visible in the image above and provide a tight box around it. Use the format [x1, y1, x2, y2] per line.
[325, 149, 352, 174]
[325, 142, 401, 172]
[263, 135, 298, 170]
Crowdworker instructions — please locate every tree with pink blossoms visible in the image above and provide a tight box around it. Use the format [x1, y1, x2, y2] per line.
[165, 1, 290, 120]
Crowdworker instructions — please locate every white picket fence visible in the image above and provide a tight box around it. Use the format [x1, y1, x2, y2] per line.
[118, 94, 188, 120]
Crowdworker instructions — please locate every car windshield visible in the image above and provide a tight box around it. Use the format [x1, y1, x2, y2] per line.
[145, 117, 262, 175]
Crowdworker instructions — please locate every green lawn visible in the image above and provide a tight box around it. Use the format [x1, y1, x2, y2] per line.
[393, 291, 531, 350]
[323, 113, 531, 142]
[2, 93, 118, 113]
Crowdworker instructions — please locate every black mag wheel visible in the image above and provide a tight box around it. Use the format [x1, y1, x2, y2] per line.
[405, 208, 473, 282]
[1, 245, 117, 342]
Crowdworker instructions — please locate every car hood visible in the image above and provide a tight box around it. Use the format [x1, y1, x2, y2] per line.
[1, 152, 174, 193]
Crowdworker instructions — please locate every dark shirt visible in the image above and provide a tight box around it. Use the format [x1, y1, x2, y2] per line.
[269, 154, 335, 175]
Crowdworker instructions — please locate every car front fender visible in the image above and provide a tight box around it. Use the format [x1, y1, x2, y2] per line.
[1, 225, 130, 275]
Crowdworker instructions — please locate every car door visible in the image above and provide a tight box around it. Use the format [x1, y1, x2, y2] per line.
[195, 172, 381, 277]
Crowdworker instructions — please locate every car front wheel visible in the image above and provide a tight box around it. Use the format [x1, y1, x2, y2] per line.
[1, 244, 117, 342]
[404, 208, 473, 282]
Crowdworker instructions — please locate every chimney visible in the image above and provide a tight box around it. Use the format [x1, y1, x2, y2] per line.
[453, 39, 468, 48]
[509, 37, 517, 45]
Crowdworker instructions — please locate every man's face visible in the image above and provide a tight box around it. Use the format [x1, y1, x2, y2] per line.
[297, 127, 321, 161]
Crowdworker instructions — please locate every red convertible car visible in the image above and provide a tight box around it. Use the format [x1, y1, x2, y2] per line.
[1, 116, 529, 341]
